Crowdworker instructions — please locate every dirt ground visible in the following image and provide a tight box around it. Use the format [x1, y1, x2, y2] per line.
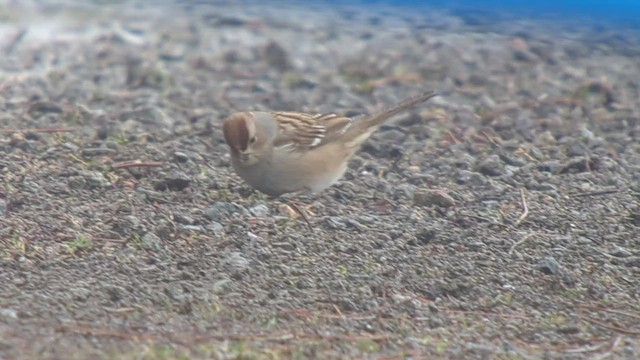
[1, 1, 639, 359]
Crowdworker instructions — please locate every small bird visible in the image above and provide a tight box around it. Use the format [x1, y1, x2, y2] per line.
[222, 91, 437, 197]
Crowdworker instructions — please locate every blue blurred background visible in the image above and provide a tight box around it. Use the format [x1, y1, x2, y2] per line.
[348, 0, 640, 28]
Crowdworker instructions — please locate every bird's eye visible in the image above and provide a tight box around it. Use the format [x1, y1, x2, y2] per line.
[249, 136, 257, 144]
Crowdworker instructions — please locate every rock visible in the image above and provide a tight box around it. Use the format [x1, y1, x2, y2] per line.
[415, 227, 437, 245]
[376, 129, 406, 142]
[62, 142, 80, 152]
[222, 50, 239, 63]
[204, 202, 248, 222]
[536, 256, 561, 275]
[162, 171, 191, 191]
[556, 324, 581, 335]
[263, 41, 291, 71]
[208, 16, 245, 27]
[82, 147, 117, 157]
[465, 342, 497, 356]
[0, 308, 18, 320]
[272, 242, 296, 251]
[159, 46, 186, 62]
[610, 246, 632, 258]
[394, 183, 418, 199]
[498, 151, 526, 167]
[103, 141, 119, 150]
[28, 101, 63, 114]
[510, 37, 539, 62]
[211, 279, 233, 295]
[538, 161, 563, 174]
[173, 213, 194, 225]
[325, 217, 347, 230]
[282, 72, 317, 89]
[70, 288, 91, 302]
[207, 221, 225, 235]
[79, 171, 111, 189]
[112, 215, 141, 236]
[626, 258, 640, 268]
[477, 155, 505, 177]
[9, 133, 31, 151]
[173, 151, 190, 163]
[559, 157, 594, 174]
[119, 107, 172, 127]
[103, 285, 126, 302]
[67, 176, 87, 190]
[526, 182, 557, 192]
[221, 252, 250, 274]
[456, 170, 488, 186]
[180, 225, 206, 232]
[141, 232, 162, 250]
[413, 189, 456, 208]
[566, 140, 590, 157]
[249, 204, 270, 217]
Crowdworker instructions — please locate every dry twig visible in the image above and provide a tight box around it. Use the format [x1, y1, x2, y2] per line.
[58, 324, 391, 343]
[580, 316, 640, 336]
[112, 161, 164, 170]
[0, 127, 77, 134]
[509, 233, 534, 256]
[573, 188, 620, 197]
[514, 188, 529, 226]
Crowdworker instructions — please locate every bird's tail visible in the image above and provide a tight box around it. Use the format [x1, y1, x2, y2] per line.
[342, 90, 437, 147]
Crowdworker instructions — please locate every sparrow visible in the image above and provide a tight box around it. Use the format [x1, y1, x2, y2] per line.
[222, 91, 437, 197]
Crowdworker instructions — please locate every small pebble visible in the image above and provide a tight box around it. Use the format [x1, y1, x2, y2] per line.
[141, 232, 162, 250]
[157, 171, 191, 191]
[477, 155, 506, 177]
[249, 204, 270, 217]
[536, 256, 562, 275]
[174, 151, 190, 163]
[413, 189, 456, 208]
[79, 171, 111, 189]
[204, 202, 248, 222]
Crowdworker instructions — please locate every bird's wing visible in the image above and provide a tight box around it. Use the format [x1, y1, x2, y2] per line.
[271, 111, 353, 152]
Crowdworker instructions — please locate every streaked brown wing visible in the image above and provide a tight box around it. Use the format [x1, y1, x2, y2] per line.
[272, 111, 353, 151]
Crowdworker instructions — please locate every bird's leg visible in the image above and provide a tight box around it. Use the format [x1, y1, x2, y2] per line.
[285, 201, 313, 232]
[278, 191, 316, 232]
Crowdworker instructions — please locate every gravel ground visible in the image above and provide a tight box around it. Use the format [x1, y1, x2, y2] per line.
[1, 1, 639, 359]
